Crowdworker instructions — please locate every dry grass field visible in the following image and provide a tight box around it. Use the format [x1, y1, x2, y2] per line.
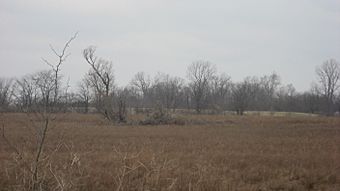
[0, 113, 340, 191]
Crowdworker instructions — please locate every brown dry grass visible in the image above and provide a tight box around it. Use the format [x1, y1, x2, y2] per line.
[0, 113, 340, 191]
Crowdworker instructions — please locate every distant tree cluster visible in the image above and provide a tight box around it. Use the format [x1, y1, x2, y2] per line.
[1, 46, 339, 120]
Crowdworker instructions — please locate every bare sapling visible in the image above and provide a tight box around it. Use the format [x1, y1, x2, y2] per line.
[1, 33, 77, 191]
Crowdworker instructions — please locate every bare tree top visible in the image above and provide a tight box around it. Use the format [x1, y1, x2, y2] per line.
[187, 60, 216, 85]
[316, 59, 340, 98]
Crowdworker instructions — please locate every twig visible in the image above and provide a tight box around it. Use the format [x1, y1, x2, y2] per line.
[49, 163, 64, 191]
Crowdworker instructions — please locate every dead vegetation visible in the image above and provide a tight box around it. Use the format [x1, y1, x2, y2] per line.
[1, 113, 340, 190]
[138, 106, 185, 126]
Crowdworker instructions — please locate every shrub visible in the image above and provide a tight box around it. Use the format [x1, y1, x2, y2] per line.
[139, 105, 185, 125]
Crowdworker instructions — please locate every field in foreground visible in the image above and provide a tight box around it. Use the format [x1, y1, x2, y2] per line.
[0, 113, 340, 191]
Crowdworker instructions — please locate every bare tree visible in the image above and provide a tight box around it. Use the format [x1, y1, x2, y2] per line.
[260, 72, 281, 110]
[152, 73, 184, 111]
[245, 76, 263, 111]
[42, 33, 77, 105]
[182, 86, 192, 111]
[77, 75, 92, 113]
[130, 72, 151, 110]
[301, 83, 321, 114]
[0, 78, 14, 112]
[316, 59, 340, 115]
[114, 88, 128, 123]
[231, 81, 251, 115]
[131, 72, 151, 97]
[83, 46, 117, 121]
[2, 33, 77, 190]
[187, 60, 216, 113]
[275, 84, 298, 112]
[33, 70, 57, 110]
[14, 74, 39, 111]
[209, 73, 232, 113]
[232, 76, 265, 115]
[33, 33, 77, 190]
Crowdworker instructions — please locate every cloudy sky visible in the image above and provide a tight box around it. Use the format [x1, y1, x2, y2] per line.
[1, 0, 339, 91]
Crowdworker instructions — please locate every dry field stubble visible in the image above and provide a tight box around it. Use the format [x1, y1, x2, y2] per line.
[0, 113, 340, 190]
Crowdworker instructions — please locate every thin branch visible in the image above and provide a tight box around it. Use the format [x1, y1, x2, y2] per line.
[49, 44, 60, 57]
[60, 32, 78, 59]
[41, 58, 54, 69]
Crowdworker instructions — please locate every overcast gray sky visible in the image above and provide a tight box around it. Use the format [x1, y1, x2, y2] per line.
[1, 0, 339, 91]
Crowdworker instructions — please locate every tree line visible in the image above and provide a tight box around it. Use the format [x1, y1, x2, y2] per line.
[1, 45, 340, 122]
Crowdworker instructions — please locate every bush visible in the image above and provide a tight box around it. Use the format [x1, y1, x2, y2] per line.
[139, 106, 185, 125]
